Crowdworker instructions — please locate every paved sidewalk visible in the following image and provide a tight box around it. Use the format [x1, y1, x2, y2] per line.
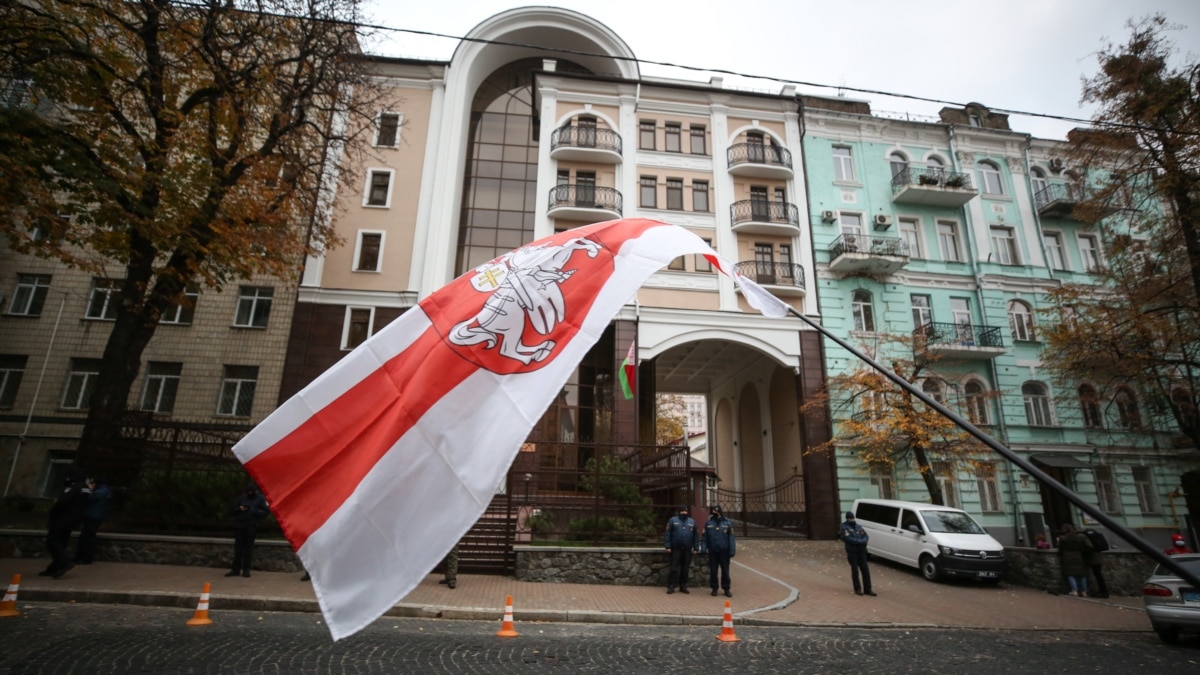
[0, 540, 1150, 632]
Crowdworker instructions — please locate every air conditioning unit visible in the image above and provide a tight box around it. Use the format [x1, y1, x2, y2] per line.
[821, 210, 837, 224]
[1049, 158, 1065, 173]
[873, 214, 893, 230]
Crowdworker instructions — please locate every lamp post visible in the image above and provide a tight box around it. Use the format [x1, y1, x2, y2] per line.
[523, 473, 532, 502]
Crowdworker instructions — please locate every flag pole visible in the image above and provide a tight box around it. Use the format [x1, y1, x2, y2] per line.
[783, 305, 1200, 591]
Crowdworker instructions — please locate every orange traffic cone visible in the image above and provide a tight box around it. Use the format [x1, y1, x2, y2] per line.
[186, 582, 213, 626]
[0, 574, 20, 617]
[715, 599, 740, 642]
[496, 594, 519, 637]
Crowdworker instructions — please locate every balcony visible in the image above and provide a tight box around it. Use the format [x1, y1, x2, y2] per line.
[828, 234, 908, 276]
[549, 125, 623, 163]
[733, 261, 806, 297]
[1033, 183, 1115, 221]
[547, 184, 623, 221]
[891, 167, 977, 207]
[726, 143, 794, 179]
[730, 200, 801, 236]
[914, 322, 1006, 360]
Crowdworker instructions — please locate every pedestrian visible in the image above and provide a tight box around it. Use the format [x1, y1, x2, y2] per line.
[701, 503, 735, 597]
[1035, 533, 1052, 550]
[74, 475, 112, 565]
[226, 482, 270, 578]
[664, 504, 698, 594]
[838, 511, 875, 596]
[438, 542, 459, 589]
[40, 469, 89, 579]
[1057, 523, 1093, 597]
[1082, 527, 1111, 598]
[1164, 532, 1194, 555]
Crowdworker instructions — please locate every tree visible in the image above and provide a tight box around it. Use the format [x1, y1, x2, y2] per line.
[1042, 15, 1200, 447]
[0, 1, 381, 457]
[655, 393, 688, 446]
[801, 334, 991, 505]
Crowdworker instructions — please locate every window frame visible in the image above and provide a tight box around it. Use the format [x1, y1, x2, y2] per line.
[665, 178, 684, 210]
[664, 122, 681, 153]
[898, 217, 921, 258]
[695, 238, 713, 273]
[363, 168, 395, 208]
[342, 306, 375, 350]
[1043, 231, 1066, 270]
[354, 230, 385, 272]
[0, 354, 27, 409]
[233, 286, 274, 328]
[1022, 381, 1054, 427]
[889, 152, 908, 178]
[159, 288, 198, 325]
[1078, 384, 1104, 429]
[8, 273, 51, 316]
[639, 120, 656, 150]
[933, 461, 961, 509]
[976, 463, 1003, 513]
[964, 380, 989, 425]
[1132, 466, 1160, 514]
[1114, 386, 1142, 430]
[216, 365, 259, 418]
[870, 464, 896, 500]
[1008, 300, 1036, 342]
[1078, 234, 1102, 272]
[639, 175, 657, 208]
[1094, 465, 1122, 514]
[851, 290, 875, 332]
[910, 294, 932, 330]
[374, 111, 402, 148]
[833, 146, 856, 182]
[84, 278, 121, 321]
[689, 125, 706, 155]
[978, 161, 1004, 196]
[937, 220, 961, 262]
[139, 361, 181, 414]
[62, 358, 103, 410]
[691, 180, 710, 212]
[990, 225, 1018, 265]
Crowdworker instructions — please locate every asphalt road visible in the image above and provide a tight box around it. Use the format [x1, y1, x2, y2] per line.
[1, 603, 1197, 674]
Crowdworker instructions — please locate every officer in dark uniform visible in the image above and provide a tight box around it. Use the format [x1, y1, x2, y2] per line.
[41, 469, 89, 579]
[226, 483, 270, 578]
[664, 505, 698, 594]
[701, 503, 736, 597]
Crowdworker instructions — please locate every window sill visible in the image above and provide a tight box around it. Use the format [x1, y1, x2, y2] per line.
[833, 180, 862, 188]
[230, 324, 268, 330]
[82, 316, 116, 322]
[361, 204, 391, 209]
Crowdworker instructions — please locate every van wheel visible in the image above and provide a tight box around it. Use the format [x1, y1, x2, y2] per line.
[920, 555, 941, 582]
[1153, 624, 1180, 644]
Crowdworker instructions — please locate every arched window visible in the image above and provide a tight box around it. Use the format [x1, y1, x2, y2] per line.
[964, 380, 989, 425]
[851, 290, 875, 332]
[1171, 387, 1198, 433]
[1008, 300, 1036, 341]
[1078, 384, 1103, 429]
[1022, 382, 1053, 426]
[889, 152, 909, 179]
[1115, 386, 1142, 429]
[922, 378, 945, 404]
[978, 160, 1004, 195]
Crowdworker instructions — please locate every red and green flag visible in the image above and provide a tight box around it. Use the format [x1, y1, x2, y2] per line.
[619, 340, 637, 400]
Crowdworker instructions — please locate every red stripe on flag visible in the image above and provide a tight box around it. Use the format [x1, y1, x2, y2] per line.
[244, 326, 478, 550]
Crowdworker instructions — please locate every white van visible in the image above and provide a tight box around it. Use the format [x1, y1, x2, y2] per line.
[851, 499, 1007, 582]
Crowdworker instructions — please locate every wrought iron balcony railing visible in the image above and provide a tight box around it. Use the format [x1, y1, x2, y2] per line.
[890, 166, 974, 193]
[547, 184, 623, 213]
[1033, 182, 1088, 210]
[829, 233, 908, 259]
[733, 261, 805, 291]
[914, 321, 1004, 349]
[729, 200, 799, 227]
[727, 142, 792, 171]
[550, 125, 622, 154]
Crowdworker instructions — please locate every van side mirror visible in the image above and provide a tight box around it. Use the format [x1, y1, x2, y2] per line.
[906, 524, 923, 534]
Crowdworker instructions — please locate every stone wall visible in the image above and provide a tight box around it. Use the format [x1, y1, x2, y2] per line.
[514, 546, 708, 586]
[0, 530, 304, 573]
[1005, 547, 1157, 596]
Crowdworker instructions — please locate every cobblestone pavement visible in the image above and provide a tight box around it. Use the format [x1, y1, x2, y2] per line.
[1, 603, 1196, 675]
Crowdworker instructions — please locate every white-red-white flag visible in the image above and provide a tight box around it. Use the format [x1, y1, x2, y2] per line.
[232, 218, 789, 639]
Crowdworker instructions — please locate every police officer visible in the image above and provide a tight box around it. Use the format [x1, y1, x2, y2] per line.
[839, 511, 875, 596]
[664, 505, 698, 594]
[701, 503, 736, 597]
[226, 483, 270, 578]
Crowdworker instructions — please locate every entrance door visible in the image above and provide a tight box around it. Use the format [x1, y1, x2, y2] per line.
[951, 298, 973, 345]
[1037, 465, 1075, 540]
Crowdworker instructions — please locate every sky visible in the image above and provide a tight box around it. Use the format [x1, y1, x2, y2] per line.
[357, 0, 1200, 141]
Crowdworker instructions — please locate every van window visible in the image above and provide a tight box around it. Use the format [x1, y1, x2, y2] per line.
[856, 502, 900, 526]
[920, 510, 986, 534]
[900, 509, 922, 533]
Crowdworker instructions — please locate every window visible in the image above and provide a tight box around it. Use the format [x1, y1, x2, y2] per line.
[754, 242, 774, 280]
[1022, 382, 1053, 426]
[1171, 387, 1199, 433]
[861, 386, 888, 420]
[0, 355, 27, 409]
[695, 238, 713, 273]
[870, 464, 896, 500]
[664, 122, 681, 152]
[833, 146, 855, 182]
[933, 462, 960, 508]
[692, 180, 709, 212]
[976, 463, 1003, 512]
[1132, 466, 1159, 514]
[950, 298, 973, 343]
[375, 111, 401, 147]
[937, 221, 961, 262]
[343, 307, 374, 350]
[1043, 232, 1066, 270]
[84, 278, 121, 320]
[1114, 386, 1142, 429]
[746, 132, 765, 162]
[990, 226, 1017, 265]
[922, 378, 945, 404]
[689, 125, 706, 154]
[234, 286, 273, 328]
[160, 288, 198, 325]
[964, 380, 989, 425]
[910, 294, 932, 330]
[1094, 465, 1121, 514]
[364, 169, 393, 207]
[898, 218, 921, 257]
[62, 358, 102, 410]
[639, 120, 656, 150]
[355, 231, 383, 272]
[1030, 168, 1048, 201]
[667, 255, 687, 271]
[41, 450, 77, 498]
[840, 212, 863, 243]
[1008, 300, 1036, 341]
[889, 152, 908, 178]
[978, 161, 1004, 195]
[575, 171, 596, 206]
[851, 290, 875, 332]
[665, 178, 684, 210]
[217, 365, 258, 417]
[639, 176, 657, 208]
[1078, 385, 1104, 429]
[140, 361, 181, 413]
[778, 244, 793, 281]
[575, 115, 597, 147]
[1078, 234, 1102, 272]
[968, 114, 983, 127]
[8, 273, 51, 316]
